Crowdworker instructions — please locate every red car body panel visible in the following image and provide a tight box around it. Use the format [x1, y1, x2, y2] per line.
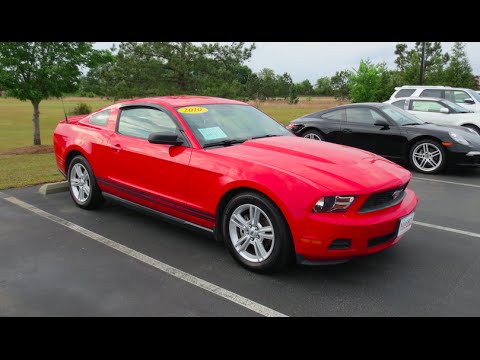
[54, 96, 418, 262]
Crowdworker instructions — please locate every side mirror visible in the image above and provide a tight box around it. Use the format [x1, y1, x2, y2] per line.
[439, 107, 449, 114]
[148, 132, 184, 146]
[463, 99, 475, 105]
[374, 120, 390, 128]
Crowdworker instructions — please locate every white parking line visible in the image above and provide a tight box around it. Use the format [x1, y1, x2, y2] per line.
[412, 177, 480, 189]
[414, 221, 480, 239]
[3, 196, 287, 318]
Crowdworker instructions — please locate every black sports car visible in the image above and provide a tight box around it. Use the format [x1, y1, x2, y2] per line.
[287, 103, 480, 174]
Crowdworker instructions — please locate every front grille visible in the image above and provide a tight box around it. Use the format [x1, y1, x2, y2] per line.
[368, 232, 396, 248]
[359, 183, 408, 213]
[328, 239, 351, 250]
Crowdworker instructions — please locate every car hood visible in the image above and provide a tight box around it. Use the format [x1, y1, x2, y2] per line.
[404, 123, 480, 146]
[210, 136, 411, 195]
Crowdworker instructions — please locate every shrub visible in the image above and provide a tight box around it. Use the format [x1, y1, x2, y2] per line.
[71, 103, 92, 115]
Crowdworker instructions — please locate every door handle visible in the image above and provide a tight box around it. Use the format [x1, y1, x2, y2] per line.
[342, 129, 352, 133]
[109, 144, 122, 152]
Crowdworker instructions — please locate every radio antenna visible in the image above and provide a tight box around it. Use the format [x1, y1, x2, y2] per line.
[61, 97, 69, 124]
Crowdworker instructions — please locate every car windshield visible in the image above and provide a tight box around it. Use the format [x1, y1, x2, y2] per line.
[176, 104, 291, 147]
[467, 89, 480, 102]
[441, 99, 473, 113]
[381, 104, 425, 125]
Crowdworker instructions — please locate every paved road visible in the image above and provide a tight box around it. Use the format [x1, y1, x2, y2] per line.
[1, 167, 480, 316]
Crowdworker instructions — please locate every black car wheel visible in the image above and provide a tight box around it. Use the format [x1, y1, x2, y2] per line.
[67, 155, 104, 209]
[222, 192, 293, 273]
[409, 139, 446, 174]
[302, 129, 324, 141]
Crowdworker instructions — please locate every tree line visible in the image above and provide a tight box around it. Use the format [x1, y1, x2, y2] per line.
[0, 42, 478, 145]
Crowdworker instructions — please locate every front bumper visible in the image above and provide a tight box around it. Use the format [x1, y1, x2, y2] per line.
[294, 189, 418, 262]
[448, 149, 480, 167]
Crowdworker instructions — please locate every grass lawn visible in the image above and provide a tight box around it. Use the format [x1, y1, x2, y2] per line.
[0, 153, 64, 189]
[0, 97, 112, 150]
[0, 96, 346, 190]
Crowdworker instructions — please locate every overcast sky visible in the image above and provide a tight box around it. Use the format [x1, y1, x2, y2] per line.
[94, 42, 480, 83]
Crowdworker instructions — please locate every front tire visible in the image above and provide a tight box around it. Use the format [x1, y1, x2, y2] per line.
[67, 155, 104, 209]
[222, 192, 292, 273]
[409, 139, 446, 174]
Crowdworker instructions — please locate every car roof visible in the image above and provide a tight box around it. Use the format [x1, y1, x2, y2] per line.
[390, 97, 445, 102]
[115, 96, 247, 108]
[395, 85, 474, 91]
[326, 103, 385, 110]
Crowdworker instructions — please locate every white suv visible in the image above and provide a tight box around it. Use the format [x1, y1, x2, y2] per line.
[390, 86, 480, 112]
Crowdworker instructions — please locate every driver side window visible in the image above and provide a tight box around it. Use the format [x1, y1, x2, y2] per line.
[117, 108, 177, 139]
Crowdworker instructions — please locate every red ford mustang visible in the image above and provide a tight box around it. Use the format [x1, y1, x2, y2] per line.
[53, 96, 418, 272]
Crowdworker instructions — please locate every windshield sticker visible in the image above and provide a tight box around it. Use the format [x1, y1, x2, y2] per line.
[178, 106, 208, 114]
[198, 127, 228, 140]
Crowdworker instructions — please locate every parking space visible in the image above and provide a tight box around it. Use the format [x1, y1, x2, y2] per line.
[1, 167, 480, 316]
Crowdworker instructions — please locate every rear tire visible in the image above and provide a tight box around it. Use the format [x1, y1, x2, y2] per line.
[302, 129, 324, 141]
[222, 192, 293, 273]
[67, 155, 104, 210]
[409, 139, 446, 174]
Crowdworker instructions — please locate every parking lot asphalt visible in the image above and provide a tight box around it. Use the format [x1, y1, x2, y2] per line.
[1, 167, 480, 316]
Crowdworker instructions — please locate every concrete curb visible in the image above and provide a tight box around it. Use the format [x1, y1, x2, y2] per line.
[39, 181, 69, 196]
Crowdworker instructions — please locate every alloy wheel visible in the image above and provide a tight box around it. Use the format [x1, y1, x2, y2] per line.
[229, 204, 275, 263]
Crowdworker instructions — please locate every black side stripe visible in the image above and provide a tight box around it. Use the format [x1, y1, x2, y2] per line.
[97, 177, 215, 222]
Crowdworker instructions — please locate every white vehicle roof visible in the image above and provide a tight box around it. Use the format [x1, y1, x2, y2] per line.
[394, 85, 475, 92]
[387, 96, 446, 102]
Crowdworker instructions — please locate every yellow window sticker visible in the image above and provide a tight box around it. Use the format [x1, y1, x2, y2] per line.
[178, 106, 208, 114]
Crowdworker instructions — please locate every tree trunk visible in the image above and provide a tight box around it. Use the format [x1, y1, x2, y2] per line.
[32, 101, 41, 145]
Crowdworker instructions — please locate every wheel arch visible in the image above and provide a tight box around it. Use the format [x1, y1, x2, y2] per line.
[461, 123, 480, 133]
[299, 126, 326, 138]
[215, 184, 294, 246]
[64, 147, 89, 175]
[407, 135, 446, 158]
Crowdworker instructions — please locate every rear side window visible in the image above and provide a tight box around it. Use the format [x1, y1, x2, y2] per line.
[346, 108, 382, 125]
[391, 100, 406, 109]
[420, 89, 443, 98]
[411, 100, 444, 112]
[321, 109, 345, 121]
[445, 90, 472, 104]
[118, 108, 177, 139]
[89, 110, 110, 126]
[394, 89, 415, 98]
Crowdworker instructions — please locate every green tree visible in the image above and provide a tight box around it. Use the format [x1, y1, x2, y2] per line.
[96, 42, 255, 100]
[288, 84, 299, 104]
[296, 79, 314, 95]
[394, 42, 449, 85]
[348, 60, 398, 103]
[444, 42, 476, 88]
[331, 70, 351, 100]
[0, 42, 101, 145]
[315, 77, 333, 96]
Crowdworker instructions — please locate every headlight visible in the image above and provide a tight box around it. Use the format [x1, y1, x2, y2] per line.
[313, 196, 355, 213]
[449, 132, 469, 145]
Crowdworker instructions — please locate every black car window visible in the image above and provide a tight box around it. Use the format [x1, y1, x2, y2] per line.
[321, 109, 345, 121]
[411, 100, 444, 113]
[420, 89, 443, 98]
[391, 100, 406, 109]
[445, 90, 472, 104]
[89, 109, 110, 126]
[117, 108, 177, 139]
[346, 108, 379, 125]
[395, 89, 415, 98]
